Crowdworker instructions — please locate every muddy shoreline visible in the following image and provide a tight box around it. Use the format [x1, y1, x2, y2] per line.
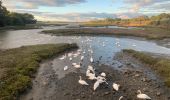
[21, 50, 170, 100]
[41, 28, 170, 49]
[42, 27, 170, 40]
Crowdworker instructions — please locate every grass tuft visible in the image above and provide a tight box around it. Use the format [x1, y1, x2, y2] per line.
[123, 49, 170, 87]
[0, 43, 78, 100]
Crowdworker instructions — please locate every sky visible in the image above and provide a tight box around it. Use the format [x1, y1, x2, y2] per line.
[2, 0, 170, 22]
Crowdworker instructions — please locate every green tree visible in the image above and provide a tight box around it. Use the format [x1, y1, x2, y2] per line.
[0, 0, 36, 27]
[0, 0, 9, 26]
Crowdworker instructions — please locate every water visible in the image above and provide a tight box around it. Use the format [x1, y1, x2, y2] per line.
[0, 25, 170, 69]
[8, 26, 168, 100]
[82, 25, 145, 30]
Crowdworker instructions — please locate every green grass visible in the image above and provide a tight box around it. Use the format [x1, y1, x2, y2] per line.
[123, 49, 170, 87]
[42, 28, 170, 40]
[80, 23, 112, 27]
[0, 25, 41, 31]
[0, 43, 78, 100]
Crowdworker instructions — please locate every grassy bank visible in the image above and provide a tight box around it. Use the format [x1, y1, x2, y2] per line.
[0, 43, 78, 100]
[42, 27, 170, 40]
[0, 25, 41, 31]
[122, 49, 170, 87]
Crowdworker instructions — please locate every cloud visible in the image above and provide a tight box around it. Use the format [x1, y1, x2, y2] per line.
[147, 1, 170, 12]
[14, 9, 144, 22]
[32, 12, 118, 21]
[122, 0, 170, 12]
[3, 0, 86, 10]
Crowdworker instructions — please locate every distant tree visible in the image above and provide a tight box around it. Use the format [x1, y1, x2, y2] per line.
[0, 0, 9, 26]
[22, 13, 37, 24]
[0, 0, 36, 27]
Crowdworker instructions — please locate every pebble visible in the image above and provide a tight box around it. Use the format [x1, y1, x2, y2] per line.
[135, 74, 140, 77]
[142, 78, 146, 82]
[155, 85, 160, 88]
[64, 92, 70, 96]
[156, 92, 161, 96]
[123, 70, 130, 75]
[143, 88, 149, 92]
[81, 95, 86, 98]
[103, 92, 110, 96]
[118, 65, 123, 68]
[126, 62, 131, 65]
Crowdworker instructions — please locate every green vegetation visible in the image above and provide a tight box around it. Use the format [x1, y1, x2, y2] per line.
[36, 21, 68, 26]
[123, 49, 170, 87]
[0, 1, 36, 27]
[42, 27, 170, 40]
[82, 13, 170, 30]
[0, 43, 78, 100]
[0, 24, 41, 30]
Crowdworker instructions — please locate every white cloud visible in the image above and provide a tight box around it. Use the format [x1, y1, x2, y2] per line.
[123, 0, 170, 12]
[3, 0, 86, 10]
[14, 9, 144, 21]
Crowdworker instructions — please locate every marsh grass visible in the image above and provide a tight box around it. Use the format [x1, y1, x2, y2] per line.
[0, 25, 41, 31]
[0, 43, 78, 100]
[123, 49, 170, 87]
[42, 28, 170, 40]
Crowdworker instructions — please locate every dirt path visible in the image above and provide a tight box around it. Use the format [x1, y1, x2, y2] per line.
[20, 51, 170, 100]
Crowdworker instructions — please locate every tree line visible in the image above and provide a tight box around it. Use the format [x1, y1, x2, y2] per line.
[86, 13, 170, 29]
[0, 0, 36, 27]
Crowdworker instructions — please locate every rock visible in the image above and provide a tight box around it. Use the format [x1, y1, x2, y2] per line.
[81, 95, 86, 98]
[112, 62, 115, 65]
[156, 92, 161, 96]
[123, 70, 130, 75]
[64, 92, 70, 96]
[126, 62, 131, 65]
[142, 78, 146, 82]
[143, 88, 149, 92]
[118, 65, 123, 68]
[135, 74, 140, 77]
[135, 70, 142, 73]
[103, 92, 110, 96]
[155, 85, 160, 88]
[112, 91, 116, 94]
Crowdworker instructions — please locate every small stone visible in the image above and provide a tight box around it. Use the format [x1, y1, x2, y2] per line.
[123, 70, 129, 75]
[112, 91, 116, 94]
[156, 92, 161, 96]
[103, 92, 110, 96]
[143, 88, 148, 92]
[64, 92, 70, 96]
[135, 74, 140, 77]
[118, 65, 123, 68]
[126, 62, 131, 65]
[112, 62, 115, 65]
[135, 70, 142, 73]
[155, 85, 160, 88]
[81, 95, 85, 98]
[142, 78, 146, 82]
